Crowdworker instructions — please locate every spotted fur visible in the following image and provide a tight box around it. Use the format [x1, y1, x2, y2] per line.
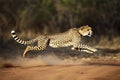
[11, 25, 97, 57]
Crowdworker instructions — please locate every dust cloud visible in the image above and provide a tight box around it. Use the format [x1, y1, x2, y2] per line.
[0, 54, 86, 68]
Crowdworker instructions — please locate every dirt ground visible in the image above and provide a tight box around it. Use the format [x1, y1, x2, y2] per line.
[0, 64, 120, 80]
[0, 55, 120, 80]
[0, 45, 120, 80]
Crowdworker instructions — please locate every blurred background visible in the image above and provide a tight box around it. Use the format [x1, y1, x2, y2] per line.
[0, 0, 120, 58]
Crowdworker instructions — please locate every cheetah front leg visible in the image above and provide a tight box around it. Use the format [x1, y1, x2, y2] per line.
[71, 36, 97, 53]
[78, 44, 97, 53]
[71, 44, 97, 53]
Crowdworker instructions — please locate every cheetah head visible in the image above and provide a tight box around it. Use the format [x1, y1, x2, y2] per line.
[79, 25, 92, 37]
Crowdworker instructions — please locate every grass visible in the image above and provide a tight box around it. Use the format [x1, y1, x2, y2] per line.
[95, 36, 120, 49]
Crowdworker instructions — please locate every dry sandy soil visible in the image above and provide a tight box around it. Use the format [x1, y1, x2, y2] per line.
[0, 46, 120, 80]
[0, 64, 120, 80]
[0, 56, 120, 80]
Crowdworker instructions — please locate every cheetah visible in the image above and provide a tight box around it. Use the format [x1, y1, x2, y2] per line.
[11, 25, 97, 57]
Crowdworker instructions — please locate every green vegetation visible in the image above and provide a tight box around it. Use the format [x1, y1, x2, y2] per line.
[0, 0, 120, 45]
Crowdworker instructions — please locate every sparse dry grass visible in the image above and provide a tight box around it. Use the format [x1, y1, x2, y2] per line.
[95, 36, 120, 49]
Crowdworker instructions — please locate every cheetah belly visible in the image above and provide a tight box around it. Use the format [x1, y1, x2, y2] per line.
[49, 39, 72, 48]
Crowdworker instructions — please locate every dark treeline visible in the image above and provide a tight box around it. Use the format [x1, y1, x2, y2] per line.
[0, 0, 120, 42]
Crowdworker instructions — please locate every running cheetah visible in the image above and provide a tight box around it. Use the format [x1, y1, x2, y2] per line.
[11, 25, 97, 57]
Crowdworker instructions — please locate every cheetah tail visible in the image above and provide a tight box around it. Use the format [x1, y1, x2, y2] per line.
[11, 30, 37, 45]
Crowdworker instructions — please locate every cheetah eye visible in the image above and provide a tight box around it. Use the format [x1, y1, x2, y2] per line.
[87, 29, 89, 31]
[80, 28, 83, 31]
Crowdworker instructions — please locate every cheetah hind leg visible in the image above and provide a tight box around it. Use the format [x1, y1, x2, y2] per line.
[23, 38, 49, 58]
[23, 46, 31, 58]
[23, 46, 46, 58]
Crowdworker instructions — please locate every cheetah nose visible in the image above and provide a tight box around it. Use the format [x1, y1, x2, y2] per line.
[88, 32, 91, 37]
[88, 33, 90, 35]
